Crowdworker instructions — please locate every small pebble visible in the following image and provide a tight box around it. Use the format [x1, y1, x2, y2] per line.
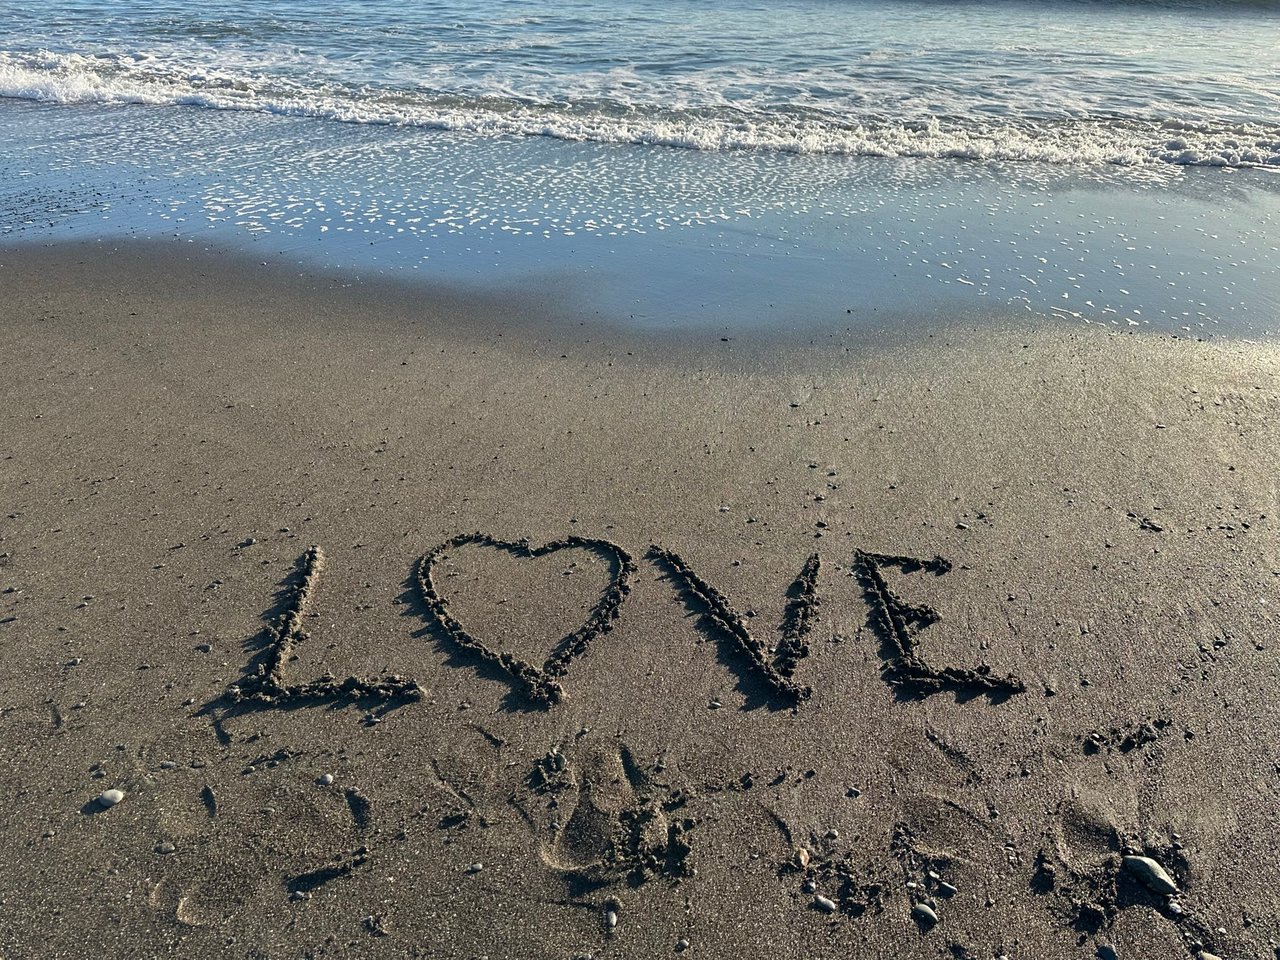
[98, 789, 125, 808]
[605, 910, 618, 929]
[154, 842, 176, 855]
[825, 828, 839, 840]
[675, 939, 690, 953]
[466, 862, 484, 874]
[813, 895, 837, 913]
[317, 773, 335, 786]
[1199, 952, 1222, 960]
[1121, 855, 1178, 896]
[938, 881, 958, 897]
[911, 903, 938, 928]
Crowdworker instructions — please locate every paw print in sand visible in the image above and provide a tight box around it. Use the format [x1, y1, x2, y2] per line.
[516, 738, 696, 891]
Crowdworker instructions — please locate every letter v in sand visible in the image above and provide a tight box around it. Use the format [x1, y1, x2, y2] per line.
[647, 544, 820, 705]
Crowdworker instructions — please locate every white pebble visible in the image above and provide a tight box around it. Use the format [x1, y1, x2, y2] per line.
[317, 773, 334, 786]
[99, 789, 125, 808]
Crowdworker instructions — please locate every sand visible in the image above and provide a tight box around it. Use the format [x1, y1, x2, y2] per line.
[1, 240, 1278, 960]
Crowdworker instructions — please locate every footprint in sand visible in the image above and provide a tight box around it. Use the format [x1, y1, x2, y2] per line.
[524, 739, 695, 885]
[137, 749, 372, 928]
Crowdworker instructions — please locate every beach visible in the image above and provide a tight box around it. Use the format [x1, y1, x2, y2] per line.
[2, 240, 1279, 959]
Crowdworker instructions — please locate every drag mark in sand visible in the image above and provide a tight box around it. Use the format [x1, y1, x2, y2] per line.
[230, 545, 423, 707]
[416, 532, 637, 707]
[648, 545, 816, 704]
[287, 844, 372, 896]
[854, 550, 1025, 700]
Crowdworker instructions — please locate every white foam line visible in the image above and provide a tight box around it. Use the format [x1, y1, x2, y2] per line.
[1, 50, 1278, 169]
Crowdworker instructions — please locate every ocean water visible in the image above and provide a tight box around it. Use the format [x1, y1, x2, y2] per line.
[2, 0, 1279, 332]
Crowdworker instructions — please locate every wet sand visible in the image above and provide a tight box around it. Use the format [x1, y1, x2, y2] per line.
[1, 240, 1278, 960]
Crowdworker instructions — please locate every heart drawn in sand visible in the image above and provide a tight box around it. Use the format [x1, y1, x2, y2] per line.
[416, 532, 637, 706]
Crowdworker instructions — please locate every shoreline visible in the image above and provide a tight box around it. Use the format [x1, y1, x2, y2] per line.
[0, 235, 1250, 362]
[7, 95, 1280, 340]
[2, 238, 1279, 959]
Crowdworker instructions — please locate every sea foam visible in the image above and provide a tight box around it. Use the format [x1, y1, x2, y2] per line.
[2, 50, 1277, 169]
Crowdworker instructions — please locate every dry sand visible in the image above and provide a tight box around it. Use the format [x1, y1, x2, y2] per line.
[1, 240, 1278, 960]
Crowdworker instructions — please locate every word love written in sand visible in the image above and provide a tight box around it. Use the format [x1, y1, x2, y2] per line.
[229, 534, 1025, 711]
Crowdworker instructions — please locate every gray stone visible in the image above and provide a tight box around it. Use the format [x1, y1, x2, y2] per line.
[911, 903, 938, 928]
[1122, 855, 1178, 896]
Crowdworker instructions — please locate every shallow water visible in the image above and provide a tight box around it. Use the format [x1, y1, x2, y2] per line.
[4, 0, 1278, 166]
[2, 1, 1279, 333]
